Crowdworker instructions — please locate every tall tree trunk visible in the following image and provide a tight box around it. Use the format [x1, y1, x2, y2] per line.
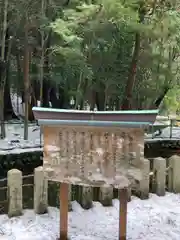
[150, 46, 172, 109]
[59, 86, 66, 108]
[16, 53, 24, 115]
[27, 51, 35, 121]
[31, 59, 40, 103]
[39, 0, 46, 107]
[4, 29, 16, 120]
[153, 87, 169, 109]
[40, 0, 53, 108]
[0, 0, 8, 138]
[32, 80, 40, 103]
[121, 6, 145, 110]
[49, 86, 60, 108]
[24, 21, 30, 140]
[41, 31, 51, 107]
[42, 80, 49, 107]
[75, 72, 83, 109]
[121, 33, 140, 110]
[95, 82, 105, 111]
[4, 77, 17, 119]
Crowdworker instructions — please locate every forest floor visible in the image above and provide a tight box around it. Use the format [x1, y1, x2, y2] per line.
[0, 193, 180, 239]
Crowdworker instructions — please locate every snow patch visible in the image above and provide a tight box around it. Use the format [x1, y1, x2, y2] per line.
[0, 193, 180, 239]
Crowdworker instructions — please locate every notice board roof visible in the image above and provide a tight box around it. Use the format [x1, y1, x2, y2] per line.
[33, 107, 158, 126]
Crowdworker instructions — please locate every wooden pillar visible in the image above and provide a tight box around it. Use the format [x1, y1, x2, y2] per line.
[60, 183, 68, 240]
[119, 188, 128, 240]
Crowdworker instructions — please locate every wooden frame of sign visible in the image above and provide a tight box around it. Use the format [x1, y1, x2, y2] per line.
[59, 183, 128, 240]
[33, 107, 158, 240]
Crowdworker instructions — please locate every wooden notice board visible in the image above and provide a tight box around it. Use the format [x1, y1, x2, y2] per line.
[33, 107, 158, 240]
[43, 125, 144, 189]
[32, 107, 158, 189]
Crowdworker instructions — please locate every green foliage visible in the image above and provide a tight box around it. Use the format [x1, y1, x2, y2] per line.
[50, 0, 136, 105]
[163, 88, 180, 114]
[1, 0, 180, 112]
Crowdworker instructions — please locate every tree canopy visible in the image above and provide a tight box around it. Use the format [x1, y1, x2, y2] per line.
[0, 0, 180, 137]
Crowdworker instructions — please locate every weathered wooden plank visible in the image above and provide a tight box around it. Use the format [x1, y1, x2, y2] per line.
[43, 126, 144, 190]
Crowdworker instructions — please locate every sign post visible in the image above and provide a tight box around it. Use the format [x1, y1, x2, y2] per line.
[59, 183, 68, 240]
[33, 107, 158, 240]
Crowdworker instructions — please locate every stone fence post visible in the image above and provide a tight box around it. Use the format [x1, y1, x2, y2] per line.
[152, 157, 166, 196]
[168, 155, 180, 193]
[34, 166, 48, 214]
[8, 169, 22, 217]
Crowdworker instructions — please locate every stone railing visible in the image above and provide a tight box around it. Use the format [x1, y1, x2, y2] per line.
[0, 155, 179, 217]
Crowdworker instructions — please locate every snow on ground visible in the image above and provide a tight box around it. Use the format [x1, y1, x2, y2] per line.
[146, 127, 180, 141]
[1, 122, 180, 154]
[158, 127, 180, 139]
[0, 122, 180, 154]
[0, 123, 42, 154]
[0, 193, 180, 239]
